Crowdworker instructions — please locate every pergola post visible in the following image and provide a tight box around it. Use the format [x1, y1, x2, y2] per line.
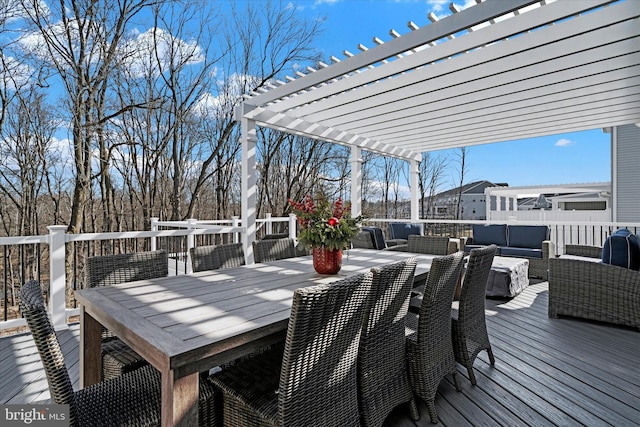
[410, 159, 420, 221]
[240, 113, 257, 264]
[350, 146, 362, 217]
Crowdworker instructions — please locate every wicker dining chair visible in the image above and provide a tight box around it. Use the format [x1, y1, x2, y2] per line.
[190, 243, 245, 272]
[405, 251, 465, 424]
[407, 235, 451, 255]
[351, 230, 376, 249]
[85, 250, 169, 380]
[452, 245, 498, 385]
[209, 272, 373, 426]
[252, 237, 298, 263]
[19, 280, 218, 427]
[358, 259, 419, 427]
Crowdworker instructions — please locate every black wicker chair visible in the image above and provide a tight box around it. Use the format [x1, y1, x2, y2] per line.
[190, 243, 245, 272]
[19, 280, 217, 427]
[85, 250, 169, 380]
[452, 245, 498, 385]
[351, 230, 376, 249]
[252, 237, 298, 263]
[209, 272, 373, 426]
[405, 252, 465, 424]
[358, 259, 419, 426]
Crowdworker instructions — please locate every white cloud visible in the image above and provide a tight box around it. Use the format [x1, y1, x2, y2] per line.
[119, 27, 205, 79]
[555, 138, 575, 147]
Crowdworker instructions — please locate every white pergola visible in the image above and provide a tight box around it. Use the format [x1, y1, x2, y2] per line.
[238, 0, 640, 261]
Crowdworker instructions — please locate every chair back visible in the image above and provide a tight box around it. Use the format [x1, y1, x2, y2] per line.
[359, 259, 417, 426]
[278, 272, 373, 426]
[458, 245, 497, 325]
[261, 233, 290, 240]
[351, 230, 376, 249]
[190, 243, 245, 272]
[19, 281, 80, 426]
[85, 250, 168, 287]
[252, 237, 297, 263]
[389, 223, 423, 240]
[407, 235, 450, 255]
[417, 252, 465, 348]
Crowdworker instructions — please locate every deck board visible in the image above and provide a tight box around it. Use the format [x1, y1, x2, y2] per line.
[2, 281, 638, 426]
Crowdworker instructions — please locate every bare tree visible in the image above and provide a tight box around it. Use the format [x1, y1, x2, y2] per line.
[19, 0, 159, 233]
[257, 129, 347, 221]
[453, 146, 469, 220]
[419, 152, 448, 218]
[0, 86, 57, 236]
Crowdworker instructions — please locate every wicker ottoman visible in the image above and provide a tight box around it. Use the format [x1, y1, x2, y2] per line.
[485, 256, 529, 297]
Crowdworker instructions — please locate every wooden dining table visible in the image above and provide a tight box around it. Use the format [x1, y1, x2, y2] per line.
[74, 248, 438, 427]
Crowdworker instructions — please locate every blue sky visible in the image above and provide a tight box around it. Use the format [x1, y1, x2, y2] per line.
[286, 0, 612, 188]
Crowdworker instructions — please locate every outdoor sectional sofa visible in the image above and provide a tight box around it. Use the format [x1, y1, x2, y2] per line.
[548, 244, 640, 330]
[464, 224, 555, 279]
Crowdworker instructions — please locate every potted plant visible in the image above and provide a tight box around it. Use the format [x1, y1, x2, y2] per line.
[288, 194, 362, 274]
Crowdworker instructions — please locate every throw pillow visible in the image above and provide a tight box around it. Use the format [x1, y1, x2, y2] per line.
[601, 228, 640, 270]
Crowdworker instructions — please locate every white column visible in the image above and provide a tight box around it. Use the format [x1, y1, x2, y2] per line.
[48, 225, 68, 331]
[150, 217, 159, 251]
[241, 114, 258, 264]
[186, 218, 196, 274]
[232, 216, 240, 243]
[265, 213, 273, 236]
[410, 159, 419, 221]
[289, 214, 297, 240]
[350, 146, 362, 217]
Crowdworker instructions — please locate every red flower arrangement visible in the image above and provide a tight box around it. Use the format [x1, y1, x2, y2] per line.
[288, 195, 362, 251]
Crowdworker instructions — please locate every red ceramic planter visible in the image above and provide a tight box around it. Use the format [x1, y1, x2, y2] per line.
[312, 247, 343, 274]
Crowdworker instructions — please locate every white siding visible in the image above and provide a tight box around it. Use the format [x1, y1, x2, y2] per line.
[615, 124, 640, 222]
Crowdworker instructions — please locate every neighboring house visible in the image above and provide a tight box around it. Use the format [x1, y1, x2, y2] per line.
[485, 182, 612, 222]
[425, 180, 508, 220]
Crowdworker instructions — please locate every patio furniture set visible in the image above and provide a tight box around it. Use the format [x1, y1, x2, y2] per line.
[354, 224, 533, 298]
[20, 235, 501, 426]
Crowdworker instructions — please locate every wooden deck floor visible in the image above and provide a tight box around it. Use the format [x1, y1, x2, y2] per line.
[2, 281, 639, 426]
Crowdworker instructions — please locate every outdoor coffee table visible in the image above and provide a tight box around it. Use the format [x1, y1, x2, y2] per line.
[485, 256, 529, 298]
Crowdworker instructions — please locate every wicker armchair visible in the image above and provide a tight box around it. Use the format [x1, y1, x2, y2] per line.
[209, 272, 373, 426]
[252, 237, 298, 263]
[405, 252, 465, 424]
[190, 243, 245, 272]
[19, 280, 217, 427]
[549, 245, 640, 329]
[358, 259, 419, 426]
[85, 250, 168, 380]
[451, 245, 498, 385]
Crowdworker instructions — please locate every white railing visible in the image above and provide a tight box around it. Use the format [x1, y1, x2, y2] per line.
[3, 215, 639, 334]
[1, 221, 245, 332]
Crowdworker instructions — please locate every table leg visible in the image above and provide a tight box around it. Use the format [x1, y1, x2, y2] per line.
[161, 370, 199, 427]
[79, 307, 102, 387]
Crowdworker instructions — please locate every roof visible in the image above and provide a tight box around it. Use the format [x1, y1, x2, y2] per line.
[432, 180, 506, 198]
[238, 0, 640, 162]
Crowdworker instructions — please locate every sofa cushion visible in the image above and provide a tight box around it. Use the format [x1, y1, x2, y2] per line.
[602, 228, 640, 270]
[508, 225, 549, 249]
[472, 224, 507, 246]
[500, 247, 543, 259]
